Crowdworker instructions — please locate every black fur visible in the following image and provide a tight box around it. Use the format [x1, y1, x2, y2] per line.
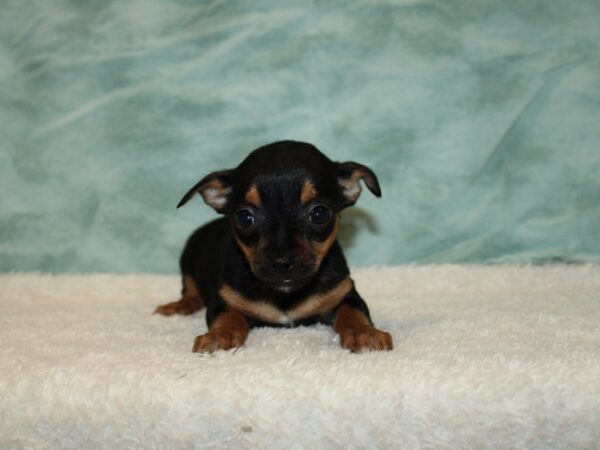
[177, 141, 381, 330]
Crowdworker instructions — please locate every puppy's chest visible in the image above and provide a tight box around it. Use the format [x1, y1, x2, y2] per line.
[219, 278, 352, 326]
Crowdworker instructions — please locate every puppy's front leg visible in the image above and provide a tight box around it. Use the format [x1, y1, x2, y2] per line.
[193, 306, 249, 353]
[333, 301, 393, 352]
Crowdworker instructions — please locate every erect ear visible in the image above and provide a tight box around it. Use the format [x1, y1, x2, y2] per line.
[336, 161, 381, 207]
[177, 170, 233, 213]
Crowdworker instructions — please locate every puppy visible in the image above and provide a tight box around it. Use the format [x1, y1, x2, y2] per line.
[155, 140, 393, 353]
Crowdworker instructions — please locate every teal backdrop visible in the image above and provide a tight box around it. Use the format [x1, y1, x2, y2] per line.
[1, 0, 599, 273]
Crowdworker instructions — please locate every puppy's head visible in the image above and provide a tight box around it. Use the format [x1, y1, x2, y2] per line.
[178, 141, 381, 293]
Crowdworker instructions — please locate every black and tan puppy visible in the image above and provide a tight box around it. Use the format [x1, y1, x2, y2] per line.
[155, 140, 393, 353]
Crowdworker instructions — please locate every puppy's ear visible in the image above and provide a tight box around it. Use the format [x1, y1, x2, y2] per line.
[177, 170, 233, 213]
[336, 161, 381, 207]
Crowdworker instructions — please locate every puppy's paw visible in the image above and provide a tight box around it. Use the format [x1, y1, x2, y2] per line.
[339, 325, 393, 352]
[192, 329, 247, 353]
[154, 297, 203, 316]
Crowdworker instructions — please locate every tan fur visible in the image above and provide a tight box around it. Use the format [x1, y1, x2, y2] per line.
[219, 284, 288, 324]
[286, 277, 352, 320]
[313, 216, 340, 268]
[245, 185, 261, 207]
[219, 277, 352, 325]
[211, 307, 249, 334]
[153, 276, 204, 316]
[300, 179, 317, 205]
[234, 236, 257, 269]
[193, 307, 249, 352]
[333, 303, 371, 330]
[182, 275, 199, 297]
[333, 303, 393, 351]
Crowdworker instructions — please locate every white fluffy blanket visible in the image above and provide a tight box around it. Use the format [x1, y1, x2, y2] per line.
[1, 266, 599, 449]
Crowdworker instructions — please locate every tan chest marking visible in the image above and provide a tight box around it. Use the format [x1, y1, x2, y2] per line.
[219, 277, 353, 325]
[286, 277, 352, 320]
[219, 284, 287, 324]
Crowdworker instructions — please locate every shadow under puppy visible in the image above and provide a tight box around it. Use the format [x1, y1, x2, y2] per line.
[155, 140, 393, 353]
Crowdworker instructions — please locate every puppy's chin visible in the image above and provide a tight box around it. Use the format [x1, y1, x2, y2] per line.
[271, 283, 298, 294]
[270, 280, 311, 294]
[254, 271, 315, 294]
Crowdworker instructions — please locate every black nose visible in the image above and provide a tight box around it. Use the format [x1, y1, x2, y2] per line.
[272, 256, 294, 273]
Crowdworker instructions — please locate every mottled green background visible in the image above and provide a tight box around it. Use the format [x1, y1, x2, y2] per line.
[1, 0, 599, 273]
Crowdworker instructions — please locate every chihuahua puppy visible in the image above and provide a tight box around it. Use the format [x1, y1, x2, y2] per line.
[155, 140, 393, 353]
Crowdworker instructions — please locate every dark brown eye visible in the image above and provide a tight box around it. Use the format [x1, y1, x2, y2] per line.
[235, 209, 255, 229]
[308, 205, 331, 225]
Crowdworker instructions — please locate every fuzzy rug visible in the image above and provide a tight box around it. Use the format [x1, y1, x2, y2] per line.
[1, 266, 599, 449]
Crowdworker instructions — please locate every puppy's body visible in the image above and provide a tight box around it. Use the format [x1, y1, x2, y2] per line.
[179, 217, 367, 329]
[155, 141, 392, 352]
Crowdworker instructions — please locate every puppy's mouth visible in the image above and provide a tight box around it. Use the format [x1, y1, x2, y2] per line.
[254, 271, 315, 294]
[271, 277, 312, 293]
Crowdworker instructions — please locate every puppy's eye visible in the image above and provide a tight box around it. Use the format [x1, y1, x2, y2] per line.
[308, 205, 331, 225]
[235, 209, 255, 229]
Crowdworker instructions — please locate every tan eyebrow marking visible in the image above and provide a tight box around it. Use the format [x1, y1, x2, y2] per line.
[245, 185, 261, 207]
[300, 179, 317, 205]
[219, 276, 353, 325]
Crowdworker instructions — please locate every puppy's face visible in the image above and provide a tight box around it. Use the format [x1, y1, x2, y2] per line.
[230, 175, 340, 293]
[177, 141, 381, 293]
